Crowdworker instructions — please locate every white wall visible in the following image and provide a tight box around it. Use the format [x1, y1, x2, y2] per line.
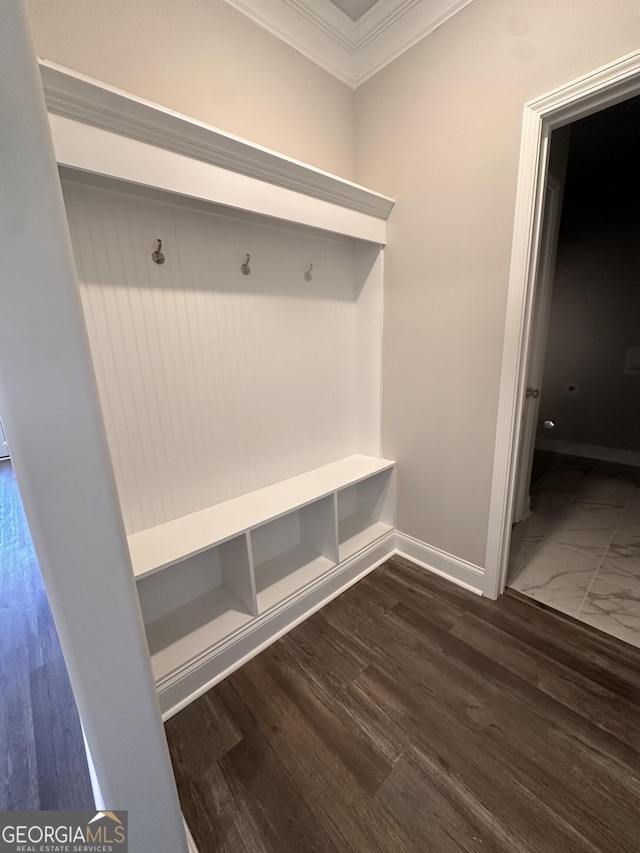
[25, 0, 640, 573]
[26, 0, 356, 179]
[355, 0, 640, 567]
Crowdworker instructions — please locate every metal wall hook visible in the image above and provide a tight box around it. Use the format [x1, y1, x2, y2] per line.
[241, 254, 251, 276]
[304, 263, 313, 282]
[152, 238, 165, 265]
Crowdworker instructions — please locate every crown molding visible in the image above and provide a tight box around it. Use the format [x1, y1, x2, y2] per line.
[352, 0, 424, 49]
[222, 0, 475, 88]
[286, 0, 353, 49]
[39, 61, 395, 221]
[353, 0, 475, 86]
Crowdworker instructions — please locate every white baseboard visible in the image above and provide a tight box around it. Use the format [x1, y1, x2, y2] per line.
[183, 815, 199, 853]
[535, 437, 640, 468]
[80, 726, 103, 809]
[395, 532, 484, 595]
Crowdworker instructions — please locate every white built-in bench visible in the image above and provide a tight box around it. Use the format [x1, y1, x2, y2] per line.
[129, 455, 395, 715]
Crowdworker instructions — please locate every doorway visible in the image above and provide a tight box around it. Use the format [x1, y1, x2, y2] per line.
[506, 96, 640, 647]
[485, 48, 640, 603]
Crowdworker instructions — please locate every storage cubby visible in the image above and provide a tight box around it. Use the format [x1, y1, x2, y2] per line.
[137, 535, 255, 681]
[338, 469, 395, 562]
[251, 496, 337, 613]
[130, 456, 395, 711]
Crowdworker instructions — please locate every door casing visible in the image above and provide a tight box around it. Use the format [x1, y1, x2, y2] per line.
[484, 48, 640, 600]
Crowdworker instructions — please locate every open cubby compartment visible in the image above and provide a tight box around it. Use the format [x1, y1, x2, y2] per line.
[337, 468, 395, 562]
[137, 534, 256, 682]
[250, 496, 338, 614]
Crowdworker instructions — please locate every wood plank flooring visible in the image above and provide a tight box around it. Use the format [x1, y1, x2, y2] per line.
[166, 555, 640, 853]
[0, 460, 93, 810]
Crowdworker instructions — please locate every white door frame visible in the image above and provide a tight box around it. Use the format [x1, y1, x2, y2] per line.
[484, 48, 640, 600]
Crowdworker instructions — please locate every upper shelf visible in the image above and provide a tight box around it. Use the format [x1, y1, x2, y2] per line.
[40, 61, 395, 244]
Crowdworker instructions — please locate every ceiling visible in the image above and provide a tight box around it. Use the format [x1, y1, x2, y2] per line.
[223, 0, 475, 88]
[330, 0, 380, 21]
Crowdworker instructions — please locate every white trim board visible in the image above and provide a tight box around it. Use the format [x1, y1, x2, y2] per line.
[484, 48, 640, 600]
[535, 438, 640, 469]
[39, 61, 394, 234]
[49, 115, 386, 243]
[222, 0, 475, 88]
[395, 532, 484, 595]
[183, 817, 199, 853]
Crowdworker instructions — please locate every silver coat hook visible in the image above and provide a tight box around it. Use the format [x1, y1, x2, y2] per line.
[241, 254, 251, 275]
[152, 238, 165, 265]
[304, 263, 313, 282]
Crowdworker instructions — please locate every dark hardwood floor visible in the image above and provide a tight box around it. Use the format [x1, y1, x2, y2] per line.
[166, 555, 640, 853]
[0, 459, 93, 810]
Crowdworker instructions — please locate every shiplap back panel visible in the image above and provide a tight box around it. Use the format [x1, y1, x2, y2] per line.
[62, 178, 362, 534]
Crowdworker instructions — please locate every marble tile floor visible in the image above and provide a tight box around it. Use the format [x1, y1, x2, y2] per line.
[508, 452, 640, 649]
